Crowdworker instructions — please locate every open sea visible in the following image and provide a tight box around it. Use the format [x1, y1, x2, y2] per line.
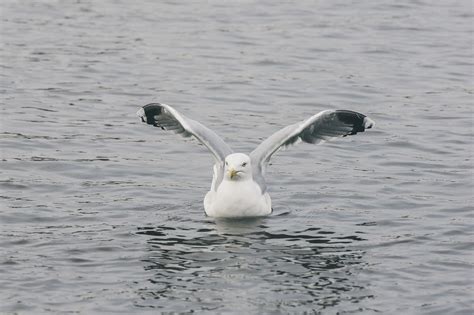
[1, 1, 473, 314]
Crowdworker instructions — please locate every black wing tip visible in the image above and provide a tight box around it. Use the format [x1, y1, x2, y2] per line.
[137, 103, 164, 125]
[335, 110, 375, 135]
[142, 102, 163, 110]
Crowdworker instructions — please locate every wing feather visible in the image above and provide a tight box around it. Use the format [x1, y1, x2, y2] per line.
[250, 110, 374, 176]
[136, 103, 233, 162]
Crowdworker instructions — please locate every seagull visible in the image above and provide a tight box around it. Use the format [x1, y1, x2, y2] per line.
[136, 103, 374, 218]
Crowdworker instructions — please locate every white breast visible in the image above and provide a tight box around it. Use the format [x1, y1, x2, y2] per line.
[204, 180, 271, 218]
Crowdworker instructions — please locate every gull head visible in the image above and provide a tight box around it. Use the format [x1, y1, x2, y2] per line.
[224, 153, 252, 181]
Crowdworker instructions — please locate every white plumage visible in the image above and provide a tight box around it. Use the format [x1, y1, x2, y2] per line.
[204, 153, 272, 217]
[137, 103, 374, 218]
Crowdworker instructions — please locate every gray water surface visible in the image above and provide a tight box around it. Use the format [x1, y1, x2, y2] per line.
[1, 1, 473, 314]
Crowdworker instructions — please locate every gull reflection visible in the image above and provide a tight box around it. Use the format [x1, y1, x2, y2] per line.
[135, 215, 371, 312]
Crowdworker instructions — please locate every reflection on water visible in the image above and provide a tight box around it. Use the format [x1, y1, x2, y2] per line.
[136, 218, 371, 312]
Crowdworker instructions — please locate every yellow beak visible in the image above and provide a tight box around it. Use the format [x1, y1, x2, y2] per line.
[229, 169, 238, 179]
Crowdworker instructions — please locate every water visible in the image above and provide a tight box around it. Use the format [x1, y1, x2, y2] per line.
[1, 0, 472, 314]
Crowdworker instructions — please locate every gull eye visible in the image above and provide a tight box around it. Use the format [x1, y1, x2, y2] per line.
[242, 162, 247, 167]
[225, 161, 228, 166]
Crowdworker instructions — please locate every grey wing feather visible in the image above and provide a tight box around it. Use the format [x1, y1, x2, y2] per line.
[137, 103, 233, 191]
[250, 110, 375, 191]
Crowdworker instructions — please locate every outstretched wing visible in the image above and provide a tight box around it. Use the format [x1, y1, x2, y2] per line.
[250, 109, 375, 176]
[137, 103, 233, 163]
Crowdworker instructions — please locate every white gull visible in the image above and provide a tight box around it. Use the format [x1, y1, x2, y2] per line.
[136, 103, 374, 218]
